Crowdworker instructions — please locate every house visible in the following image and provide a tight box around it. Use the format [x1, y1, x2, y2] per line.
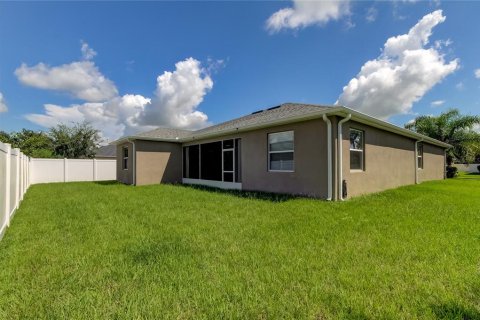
[95, 145, 117, 159]
[112, 103, 450, 200]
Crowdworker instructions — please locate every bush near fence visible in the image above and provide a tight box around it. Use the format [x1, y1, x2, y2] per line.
[1, 140, 116, 239]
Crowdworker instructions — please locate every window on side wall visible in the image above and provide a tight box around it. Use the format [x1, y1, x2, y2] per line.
[417, 142, 424, 169]
[122, 147, 128, 170]
[268, 131, 294, 172]
[350, 129, 364, 171]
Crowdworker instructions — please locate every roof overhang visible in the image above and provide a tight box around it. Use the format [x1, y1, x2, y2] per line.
[111, 106, 452, 149]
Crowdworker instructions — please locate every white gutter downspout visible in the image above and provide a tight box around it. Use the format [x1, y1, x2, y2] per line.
[337, 114, 351, 201]
[414, 139, 423, 184]
[127, 139, 136, 185]
[322, 114, 332, 201]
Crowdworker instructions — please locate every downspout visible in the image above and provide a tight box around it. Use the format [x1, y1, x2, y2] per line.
[414, 139, 423, 184]
[127, 139, 136, 186]
[322, 114, 332, 201]
[337, 114, 352, 201]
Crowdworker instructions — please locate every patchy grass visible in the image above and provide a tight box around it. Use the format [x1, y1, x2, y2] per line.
[0, 178, 479, 319]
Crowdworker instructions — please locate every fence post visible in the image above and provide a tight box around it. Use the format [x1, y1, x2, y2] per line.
[93, 159, 97, 181]
[14, 148, 20, 209]
[64, 158, 68, 182]
[20, 153, 24, 200]
[4, 144, 11, 227]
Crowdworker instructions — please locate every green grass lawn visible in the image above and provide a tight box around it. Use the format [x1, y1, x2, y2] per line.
[0, 177, 479, 319]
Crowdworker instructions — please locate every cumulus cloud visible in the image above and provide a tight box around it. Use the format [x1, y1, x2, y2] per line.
[0, 92, 7, 113]
[266, 0, 350, 33]
[0, 93, 7, 113]
[431, 100, 445, 107]
[139, 57, 213, 130]
[15, 47, 118, 102]
[26, 95, 154, 143]
[24, 57, 215, 141]
[81, 41, 97, 60]
[475, 68, 480, 79]
[336, 10, 458, 119]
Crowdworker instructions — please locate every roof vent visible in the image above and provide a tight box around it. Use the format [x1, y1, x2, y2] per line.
[251, 110, 264, 115]
[267, 105, 281, 111]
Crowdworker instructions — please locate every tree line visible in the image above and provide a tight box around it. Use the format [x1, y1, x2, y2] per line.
[0, 122, 102, 158]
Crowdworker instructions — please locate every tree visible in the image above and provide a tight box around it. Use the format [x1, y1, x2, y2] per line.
[49, 122, 101, 158]
[0, 129, 54, 158]
[405, 109, 480, 164]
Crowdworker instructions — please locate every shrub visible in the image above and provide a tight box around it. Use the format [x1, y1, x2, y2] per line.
[446, 166, 458, 178]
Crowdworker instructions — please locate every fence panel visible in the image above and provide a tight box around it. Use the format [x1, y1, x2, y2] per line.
[453, 163, 480, 173]
[95, 160, 116, 181]
[66, 159, 94, 182]
[30, 158, 116, 184]
[0, 142, 8, 237]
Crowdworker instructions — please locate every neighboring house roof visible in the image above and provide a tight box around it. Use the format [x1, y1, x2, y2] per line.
[95, 144, 117, 158]
[112, 103, 452, 148]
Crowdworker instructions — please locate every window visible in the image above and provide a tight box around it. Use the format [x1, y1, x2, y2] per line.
[417, 142, 423, 169]
[122, 147, 128, 170]
[268, 131, 294, 171]
[183, 145, 199, 179]
[350, 129, 364, 171]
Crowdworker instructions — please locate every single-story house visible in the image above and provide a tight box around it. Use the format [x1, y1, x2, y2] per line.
[112, 103, 450, 200]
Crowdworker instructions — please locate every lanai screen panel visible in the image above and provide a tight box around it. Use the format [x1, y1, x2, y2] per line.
[200, 141, 222, 181]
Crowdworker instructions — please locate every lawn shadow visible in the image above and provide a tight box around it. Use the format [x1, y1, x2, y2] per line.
[93, 180, 120, 186]
[430, 302, 480, 319]
[178, 183, 304, 203]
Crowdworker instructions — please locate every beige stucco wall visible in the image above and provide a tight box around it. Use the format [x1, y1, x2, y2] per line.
[185, 119, 330, 198]
[116, 142, 133, 185]
[135, 140, 183, 186]
[418, 143, 445, 182]
[340, 120, 445, 198]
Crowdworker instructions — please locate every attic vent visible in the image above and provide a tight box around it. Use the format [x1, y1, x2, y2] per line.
[267, 105, 281, 111]
[251, 110, 264, 115]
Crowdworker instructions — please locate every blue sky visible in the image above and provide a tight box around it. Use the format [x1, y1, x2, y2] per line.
[0, 1, 479, 141]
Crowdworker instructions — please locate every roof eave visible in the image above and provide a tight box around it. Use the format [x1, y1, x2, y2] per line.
[336, 106, 452, 148]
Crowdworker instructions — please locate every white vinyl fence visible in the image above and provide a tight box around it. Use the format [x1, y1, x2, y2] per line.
[453, 163, 480, 173]
[30, 158, 116, 184]
[1, 141, 116, 239]
[1, 142, 30, 238]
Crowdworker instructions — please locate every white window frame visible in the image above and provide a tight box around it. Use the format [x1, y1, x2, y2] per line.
[222, 140, 235, 182]
[417, 142, 424, 170]
[268, 131, 294, 172]
[122, 146, 128, 170]
[349, 129, 364, 172]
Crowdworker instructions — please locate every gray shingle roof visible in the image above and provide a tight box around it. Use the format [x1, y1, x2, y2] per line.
[135, 127, 193, 140]
[95, 144, 117, 158]
[132, 103, 333, 140]
[194, 103, 333, 136]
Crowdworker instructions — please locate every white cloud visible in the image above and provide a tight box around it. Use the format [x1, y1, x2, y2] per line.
[474, 68, 480, 79]
[431, 100, 445, 107]
[365, 6, 378, 23]
[15, 61, 117, 102]
[26, 95, 154, 143]
[139, 57, 213, 130]
[24, 57, 215, 140]
[336, 10, 458, 119]
[81, 41, 97, 60]
[0, 92, 8, 113]
[0, 92, 7, 113]
[266, 0, 350, 33]
[455, 82, 464, 90]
